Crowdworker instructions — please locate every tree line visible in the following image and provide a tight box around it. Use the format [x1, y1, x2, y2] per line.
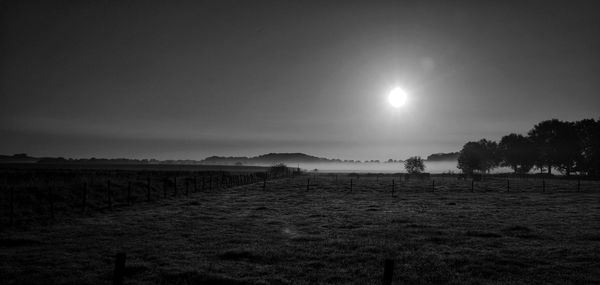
[457, 118, 600, 177]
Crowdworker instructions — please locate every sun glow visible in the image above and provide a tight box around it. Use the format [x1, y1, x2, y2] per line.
[388, 87, 407, 108]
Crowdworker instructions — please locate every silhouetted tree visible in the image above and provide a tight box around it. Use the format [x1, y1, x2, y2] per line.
[457, 139, 499, 174]
[498, 133, 535, 174]
[528, 119, 579, 175]
[555, 122, 580, 176]
[456, 118, 599, 177]
[404, 156, 425, 174]
[528, 119, 560, 174]
[575, 118, 600, 176]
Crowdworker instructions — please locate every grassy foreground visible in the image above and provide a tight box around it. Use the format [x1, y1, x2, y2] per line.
[1, 176, 599, 284]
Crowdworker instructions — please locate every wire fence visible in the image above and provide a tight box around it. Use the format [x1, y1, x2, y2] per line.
[1, 169, 597, 228]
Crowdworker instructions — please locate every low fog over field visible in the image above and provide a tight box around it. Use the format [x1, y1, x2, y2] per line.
[285, 161, 512, 173]
[289, 161, 457, 173]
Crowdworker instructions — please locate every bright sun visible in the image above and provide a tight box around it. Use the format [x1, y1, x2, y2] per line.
[388, 87, 407, 108]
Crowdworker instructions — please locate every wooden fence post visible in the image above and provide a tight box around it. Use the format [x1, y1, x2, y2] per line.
[107, 180, 112, 208]
[82, 182, 87, 212]
[163, 178, 167, 198]
[194, 176, 197, 193]
[577, 179, 580, 192]
[49, 186, 54, 220]
[432, 180, 435, 192]
[9, 186, 14, 226]
[392, 179, 395, 197]
[146, 177, 151, 202]
[113, 252, 126, 285]
[383, 259, 394, 285]
[471, 180, 474, 192]
[350, 179, 353, 192]
[507, 179, 510, 192]
[173, 177, 177, 196]
[127, 182, 132, 205]
[542, 179, 545, 192]
[307, 179, 310, 191]
[263, 176, 266, 191]
[185, 179, 189, 196]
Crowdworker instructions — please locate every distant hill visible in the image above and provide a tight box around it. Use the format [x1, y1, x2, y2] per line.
[0, 153, 38, 163]
[426, 152, 460, 161]
[202, 153, 342, 165]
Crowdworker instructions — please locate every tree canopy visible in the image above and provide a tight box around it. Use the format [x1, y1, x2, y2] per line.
[404, 156, 425, 174]
[455, 118, 600, 176]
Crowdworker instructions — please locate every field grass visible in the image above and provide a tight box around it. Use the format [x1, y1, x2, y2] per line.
[0, 167, 269, 226]
[1, 174, 599, 284]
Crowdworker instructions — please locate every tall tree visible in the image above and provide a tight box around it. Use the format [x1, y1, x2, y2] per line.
[528, 119, 579, 175]
[528, 119, 561, 174]
[457, 139, 499, 175]
[554, 121, 580, 176]
[498, 133, 535, 174]
[575, 118, 600, 176]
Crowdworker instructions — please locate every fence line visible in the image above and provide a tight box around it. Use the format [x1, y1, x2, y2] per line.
[1, 171, 597, 227]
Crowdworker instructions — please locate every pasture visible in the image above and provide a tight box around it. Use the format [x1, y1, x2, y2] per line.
[1, 170, 599, 284]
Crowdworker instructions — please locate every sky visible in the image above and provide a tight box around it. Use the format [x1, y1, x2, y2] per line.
[1, 0, 599, 161]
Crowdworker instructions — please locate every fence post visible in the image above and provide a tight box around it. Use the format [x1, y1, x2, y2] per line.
[392, 179, 395, 197]
[382, 259, 394, 285]
[185, 179, 189, 196]
[9, 186, 14, 226]
[307, 179, 310, 191]
[113, 252, 126, 285]
[127, 181, 132, 205]
[107, 180, 112, 208]
[507, 179, 510, 192]
[432, 180, 435, 192]
[209, 176, 212, 191]
[82, 182, 87, 212]
[542, 179, 545, 192]
[146, 177, 151, 202]
[194, 176, 197, 193]
[163, 178, 167, 198]
[49, 186, 54, 220]
[577, 179, 580, 192]
[350, 179, 353, 192]
[173, 177, 177, 196]
[263, 175, 266, 190]
[471, 180, 474, 192]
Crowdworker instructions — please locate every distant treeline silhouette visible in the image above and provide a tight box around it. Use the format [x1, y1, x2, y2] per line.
[1, 153, 410, 166]
[457, 118, 600, 176]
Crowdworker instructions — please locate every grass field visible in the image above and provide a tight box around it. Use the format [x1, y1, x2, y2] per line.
[1, 174, 599, 284]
